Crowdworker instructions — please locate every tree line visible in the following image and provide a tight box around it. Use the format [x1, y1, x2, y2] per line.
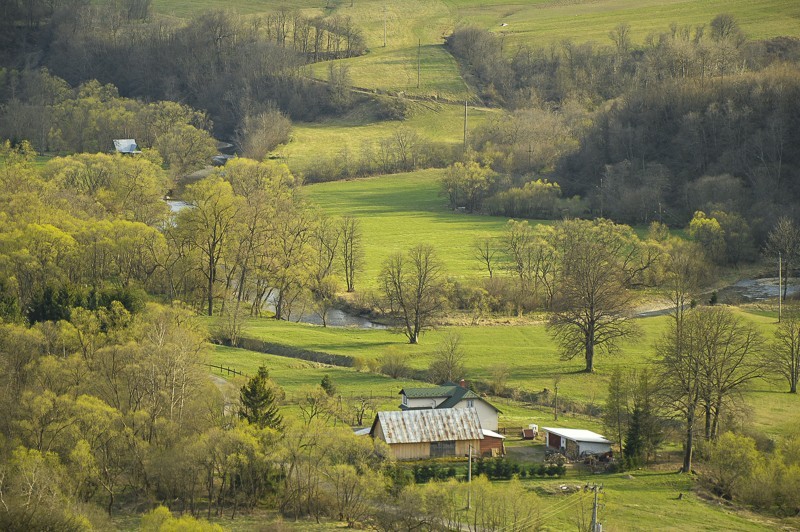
[0, 6, 367, 136]
[444, 17, 800, 256]
[0, 143, 370, 328]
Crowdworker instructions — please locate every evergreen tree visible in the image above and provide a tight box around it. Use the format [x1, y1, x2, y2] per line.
[239, 366, 283, 429]
[603, 366, 629, 464]
[320, 374, 337, 397]
[623, 406, 646, 469]
[624, 369, 664, 468]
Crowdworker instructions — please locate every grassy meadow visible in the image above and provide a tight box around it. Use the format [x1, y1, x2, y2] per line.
[303, 168, 517, 287]
[210, 306, 797, 439]
[153, 0, 800, 50]
[283, 102, 495, 172]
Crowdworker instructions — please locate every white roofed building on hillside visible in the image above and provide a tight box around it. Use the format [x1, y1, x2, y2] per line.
[543, 427, 612, 458]
[113, 139, 141, 154]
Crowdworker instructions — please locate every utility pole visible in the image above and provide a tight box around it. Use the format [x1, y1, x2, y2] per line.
[466, 444, 473, 509]
[417, 39, 421, 88]
[553, 376, 560, 421]
[590, 484, 603, 532]
[383, 5, 387, 47]
[463, 100, 468, 150]
[779, 251, 783, 322]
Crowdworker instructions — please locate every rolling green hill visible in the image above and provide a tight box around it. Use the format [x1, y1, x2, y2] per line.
[152, 0, 800, 107]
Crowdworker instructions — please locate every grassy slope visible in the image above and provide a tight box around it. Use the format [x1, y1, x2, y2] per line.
[212, 307, 796, 438]
[303, 169, 517, 286]
[283, 103, 496, 172]
[153, 0, 800, 48]
[532, 469, 775, 531]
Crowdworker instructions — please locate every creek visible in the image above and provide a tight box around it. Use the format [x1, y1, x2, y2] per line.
[165, 199, 383, 328]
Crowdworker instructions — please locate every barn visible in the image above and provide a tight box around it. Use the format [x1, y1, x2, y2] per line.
[543, 428, 612, 458]
[370, 408, 483, 460]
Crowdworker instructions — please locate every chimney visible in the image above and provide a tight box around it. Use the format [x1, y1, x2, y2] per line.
[459, 379, 467, 388]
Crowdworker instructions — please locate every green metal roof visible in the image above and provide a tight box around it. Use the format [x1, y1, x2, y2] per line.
[399, 384, 499, 412]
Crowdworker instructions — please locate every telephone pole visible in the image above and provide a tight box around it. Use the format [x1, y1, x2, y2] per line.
[466, 444, 473, 509]
[417, 39, 421, 88]
[463, 100, 468, 150]
[590, 484, 603, 532]
[779, 251, 783, 322]
[383, 4, 387, 47]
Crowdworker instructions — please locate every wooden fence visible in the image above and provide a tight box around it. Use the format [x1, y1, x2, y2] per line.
[204, 363, 248, 378]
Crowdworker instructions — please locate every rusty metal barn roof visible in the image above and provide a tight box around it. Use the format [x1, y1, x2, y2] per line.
[373, 408, 483, 444]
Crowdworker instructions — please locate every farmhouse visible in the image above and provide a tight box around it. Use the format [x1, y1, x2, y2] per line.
[370, 408, 483, 460]
[543, 427, 612, 458]
[399, 380, 500, 431]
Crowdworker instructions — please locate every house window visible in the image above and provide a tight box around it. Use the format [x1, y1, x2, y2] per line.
[430, 441, 456, 458]
[466, 399, 474, 408]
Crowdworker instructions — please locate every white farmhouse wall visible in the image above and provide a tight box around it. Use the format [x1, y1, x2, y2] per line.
[453, 400, 498, 431]
[405, 397, 446, 409]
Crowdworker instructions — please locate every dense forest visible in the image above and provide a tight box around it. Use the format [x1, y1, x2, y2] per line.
[3, 0, 800, 529]
[444, 19, 800, 245]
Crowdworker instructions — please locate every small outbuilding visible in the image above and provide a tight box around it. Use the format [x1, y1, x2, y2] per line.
[543, 427, 612, 459]
[113, 139, 141, 154]
[370, 408, 483, 460]
[480, 428, 506, 457]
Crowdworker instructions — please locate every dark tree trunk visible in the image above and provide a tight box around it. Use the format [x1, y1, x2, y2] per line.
[682, 413, 694, 473]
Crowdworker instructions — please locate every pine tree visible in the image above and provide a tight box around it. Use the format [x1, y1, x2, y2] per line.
[623, 406, 646, 469]
[320, 374, 337, 397]
[239, 366, 283, 429]
[603, 366, 629, 464]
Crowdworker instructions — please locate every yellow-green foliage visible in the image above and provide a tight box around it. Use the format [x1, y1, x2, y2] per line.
[140, 506, 223, 531]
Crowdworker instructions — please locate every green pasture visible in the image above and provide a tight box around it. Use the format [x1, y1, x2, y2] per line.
[284, 103, 495, 172]
[210, 307, 797, 438]
[531, 469, 778, 531]
[153, 0, 800, 49]
[447, 0, 800, 49]
[307, 44, 472, 100]
[210, 344, 606, 431]
[303, 168, 516, 287]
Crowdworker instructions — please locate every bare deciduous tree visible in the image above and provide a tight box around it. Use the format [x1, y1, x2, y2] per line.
[379, 244, 446, 344]
[428, 333, 466, 384]
[772, 306, 800, 393]
[765, 217, 800, 301]
[548, 219, 649, 372]
[659, 306, 763, 473]
[473, 237, 498, 279]
[339, 216, 363, 293]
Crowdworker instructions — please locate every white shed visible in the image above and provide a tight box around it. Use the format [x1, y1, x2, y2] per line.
[543, 427, 612, 458]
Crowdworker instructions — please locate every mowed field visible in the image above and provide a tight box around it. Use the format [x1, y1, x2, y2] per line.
[303, 168, 516, 286]
[210, 306, 798, 440]
[153, 0, 800, 100]
[283, 102, 496, 172]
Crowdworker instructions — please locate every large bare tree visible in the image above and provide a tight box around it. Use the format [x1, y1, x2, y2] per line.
[772, 306, 800, 393]
[765, 216, 800, 301]
[658, 306, 763, 473]
[379, 244, 446, 344]
[339, 216, 363, 293]
[547, 219, 654, 372]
